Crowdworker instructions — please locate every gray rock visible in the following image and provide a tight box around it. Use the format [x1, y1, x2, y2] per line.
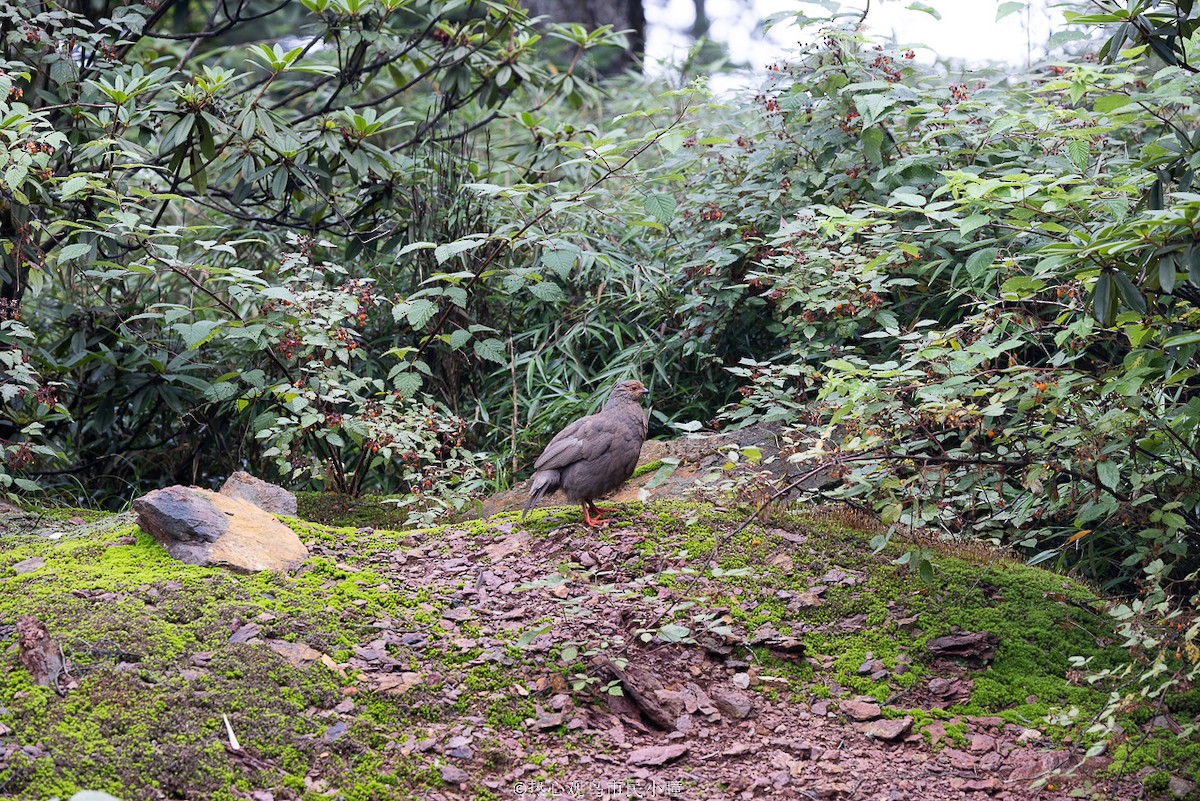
[219, 471, 297, 516]
[1169, 775, 1197, 798]
[712, 688, 754, 720]
[439, 764, 469, 784]
[133, 486, 307, 573]
[11, 556, 45, 574]
[628, 743, 688, 766]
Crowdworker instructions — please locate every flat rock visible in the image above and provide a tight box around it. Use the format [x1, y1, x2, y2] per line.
[840, 699, 882, 721]
[969, 733, 996, 752]
[11, 556, 45, 574]
[1005, 749, 1067, 781]
[267, 640, 322, 667]
[858, 716, 912, 741]
[628, 743, 688, 766]
[439, 764, 469, 784]
[133, 486, 307, 573]
[219, 471, 297, 516]
[712, 687, 754, 720]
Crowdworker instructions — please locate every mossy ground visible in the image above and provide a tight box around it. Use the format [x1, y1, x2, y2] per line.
[0, 499, 1186, 800]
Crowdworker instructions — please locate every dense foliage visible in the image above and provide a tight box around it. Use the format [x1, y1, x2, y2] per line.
[0, 0, 633, 511]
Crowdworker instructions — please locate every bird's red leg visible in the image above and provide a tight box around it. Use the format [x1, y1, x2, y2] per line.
[583, 500, 611, 526]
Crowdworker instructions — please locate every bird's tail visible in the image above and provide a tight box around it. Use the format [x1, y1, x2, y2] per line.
[522, 472, 557, 520]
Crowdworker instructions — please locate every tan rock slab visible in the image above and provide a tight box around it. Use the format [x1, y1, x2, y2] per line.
[133, 486, 307, 573]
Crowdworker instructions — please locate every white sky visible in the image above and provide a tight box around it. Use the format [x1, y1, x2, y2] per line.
[645, 0, 1073, 71]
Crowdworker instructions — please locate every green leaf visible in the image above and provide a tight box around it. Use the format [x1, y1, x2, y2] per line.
[529, 280, 566, 302]
[447, 328, 472, 349]
[398, 241, 436, 256]
[206, 381, 239, 402]
[1092, 272, 1115, 324]
[1096, 459, 1119, 490]
[1113, 271, 1146, 313]
[1160, 252, 1177, 294]
[1067, 140, 1089, 171]
[434, 238, 486, 264]
[473, 337, 507, 364]
[59, 175, 90, 200]
[656, 624, 691, 643]
[891, 191, 926, 207]
[406, 298, 437, 329]
[1189, 244, 1200, 287]
[1000, 275, 1044, 299]
[965, 247, 998, 277]
[957, 214, 990, 236]
[907, 1, 941, 19]
[862, 126, 883, 166]
[542, 249, 577, 279]
[643, 193, 676, 225]
[174, 320, 221, 350]
[1163, 331, 1200, 347]
[996, 1, 1024, 20]
[856, 93, 896, 128]
[1093, 94, 1131, 113]
[57, 243, 92, 262]
[393, 371, 422, 398]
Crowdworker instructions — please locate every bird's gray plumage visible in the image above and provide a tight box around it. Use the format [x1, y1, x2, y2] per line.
[522, 380, 648, 525]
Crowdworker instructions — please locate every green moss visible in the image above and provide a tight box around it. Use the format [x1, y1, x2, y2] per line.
[631, 460, 665, 478]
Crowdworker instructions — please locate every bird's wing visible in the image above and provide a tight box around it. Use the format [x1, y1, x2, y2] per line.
[533, 413, 618, 472]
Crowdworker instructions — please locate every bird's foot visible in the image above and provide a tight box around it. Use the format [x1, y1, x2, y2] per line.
[582, 502, 612, 527]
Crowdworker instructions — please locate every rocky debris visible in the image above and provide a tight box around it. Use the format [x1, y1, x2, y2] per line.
[858, 716, 912, 741]
[219, 471, 297, 516]
[17, 616, 72, 695]
[628, 743, 688, 766]
[133, 486, 307, 573]
[926, 630, 1000, 663]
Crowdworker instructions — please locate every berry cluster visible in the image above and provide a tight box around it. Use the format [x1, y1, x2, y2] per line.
[276, 330, 302, 360]
[33, 385, 57, 406]
[5, 442, 34, 470]
[870, 51, 903, 84]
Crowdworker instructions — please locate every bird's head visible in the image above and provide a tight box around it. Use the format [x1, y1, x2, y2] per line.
[609, 379, 648, 405]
